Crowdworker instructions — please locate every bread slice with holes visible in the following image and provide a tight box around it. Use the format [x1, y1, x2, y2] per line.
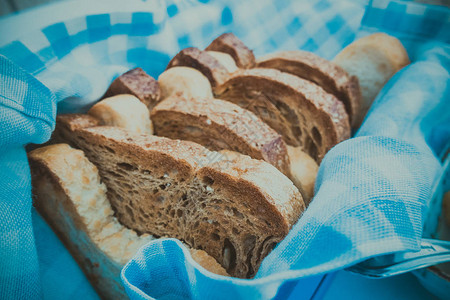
[151, 95, 291, 176]
[205, 33, 255, 68]
[53, 114, 304, 278]
[215, 68, 350, 162]
[28, 143, 228, 299]
[256, 50, 361, 128]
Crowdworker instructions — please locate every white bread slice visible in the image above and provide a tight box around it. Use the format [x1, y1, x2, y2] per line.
[53, 114, 305, 278]
[28, 144, 228, 299]
[206, 51, 238, 73]
[333, 33, 410, 126]
[88, 94, 153, 134]
[158, 66, 213, 100]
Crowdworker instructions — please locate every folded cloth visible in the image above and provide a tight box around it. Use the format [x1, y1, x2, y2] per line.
[0, 0, 449, 299]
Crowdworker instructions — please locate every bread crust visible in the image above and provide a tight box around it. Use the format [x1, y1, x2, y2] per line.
[215, 68, 350, 162]
[166, 47, 229, 88]
[333, 33, 410, 127]
[104, 67, 160, 110]
[256, 50, 361, 128]
[151, 96, 291, 176]
[206, 33, 255, 68]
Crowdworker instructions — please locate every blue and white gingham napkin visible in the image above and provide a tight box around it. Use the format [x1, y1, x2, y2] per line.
[0, 0, 449, 299]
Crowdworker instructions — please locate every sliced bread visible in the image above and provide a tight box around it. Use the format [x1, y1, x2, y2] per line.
[256, 50, 361, 128]
[215, 68, 350, 162]
[151, 95, 291, 176]
[205, 33, 255, 68]
[53, 114, 305, 278]
[28, 143, 228, 299]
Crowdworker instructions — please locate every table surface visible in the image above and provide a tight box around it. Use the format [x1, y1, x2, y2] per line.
[0, 1, 441, 299]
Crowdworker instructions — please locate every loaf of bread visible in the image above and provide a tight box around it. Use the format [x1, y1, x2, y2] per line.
[151, 95, 291, 176]
[215, 68, 351, 162]
[52, 113, 305, 278]
[333, 33, 410, 126]
[256, 50, 361, 128]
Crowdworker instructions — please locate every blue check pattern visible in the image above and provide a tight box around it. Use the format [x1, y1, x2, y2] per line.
[0, 0, 449, 299]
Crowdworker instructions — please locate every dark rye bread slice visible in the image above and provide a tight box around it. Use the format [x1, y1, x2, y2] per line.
[54, 114, 304, 278]
[256, 50, 361, 128]
[166, 47, 229, 88]
[151, 96, 290, 176]
[104, 68, 161, 110]
[205, 33, 255, 68]
[215, 68, 350, 162]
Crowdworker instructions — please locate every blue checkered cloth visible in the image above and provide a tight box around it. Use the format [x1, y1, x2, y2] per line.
[0, 0, 449, 299]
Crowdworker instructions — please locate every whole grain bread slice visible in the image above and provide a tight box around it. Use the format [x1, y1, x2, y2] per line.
[215, 68, 350, 162]
[28, 143, 228, 299]
[166, 47, 230, 88]
[151, 95, 290, 176]
[54, 114, 304, 278]
[205, 33, 255, 68]
[103, 67, 160, 110]
[256, 50, 361, 128]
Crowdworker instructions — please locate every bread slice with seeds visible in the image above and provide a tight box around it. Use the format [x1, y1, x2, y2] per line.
[215, 68, 350, 162]
[256, 50, 361, 128]
[151, 95, 291, 176]
[53, 114, 304, 278]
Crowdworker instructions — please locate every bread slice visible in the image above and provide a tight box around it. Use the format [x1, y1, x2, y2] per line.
[333, 33, 409, 127]
[104, 67, 161, 110]
[256, 50, 361, 128]
[205, 51, 238, 73]
[158, 66, 213, 100]
[205, 33, 255, 68]
[215, 68, 350, 162]
[166, 47, 230, 88]
[53, 114, 304, 278]
[87, 94, 153, 134]
[28, 144, 228, 299]
[151, 95, 291, 176]
[28, 144, 154, 299]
